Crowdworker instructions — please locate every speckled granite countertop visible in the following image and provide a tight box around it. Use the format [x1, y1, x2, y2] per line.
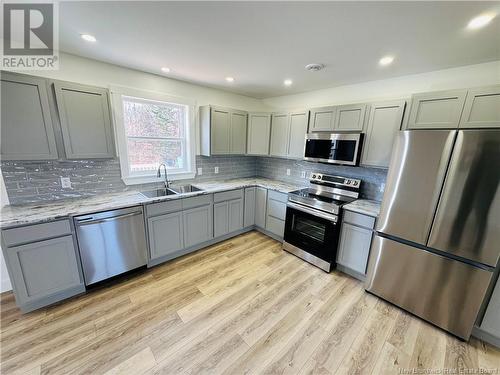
[343, 199, 381, 217]
[0, 178, 304, 229]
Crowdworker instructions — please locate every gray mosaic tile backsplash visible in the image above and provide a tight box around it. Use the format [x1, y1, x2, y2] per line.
[1, 155, 385, 205]
[255, 157, 387, 201]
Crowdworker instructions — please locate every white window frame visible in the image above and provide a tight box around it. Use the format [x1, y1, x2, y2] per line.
[110, 86, 196, 185]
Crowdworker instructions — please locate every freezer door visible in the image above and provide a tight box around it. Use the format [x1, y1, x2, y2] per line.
[428, 130, 500, 267]
[377, 130, 456, 245]
[365, 235, 492, 339]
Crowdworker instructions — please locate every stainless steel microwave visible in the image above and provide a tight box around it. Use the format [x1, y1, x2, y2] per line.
[304, 133, 364, 166]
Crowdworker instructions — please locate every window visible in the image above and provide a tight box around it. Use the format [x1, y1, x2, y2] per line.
[112, 88, 195, 184]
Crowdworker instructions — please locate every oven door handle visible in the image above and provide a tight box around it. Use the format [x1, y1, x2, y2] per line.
[286, 202, 338, 223]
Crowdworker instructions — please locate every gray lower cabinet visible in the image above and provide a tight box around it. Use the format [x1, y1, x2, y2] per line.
[244, 187, 256, 227]
[148, 211, 184, 261]
[255, 187, 268, 229]
[265, 190, 287, 239]
[54, 81, 115, 159]
[213, 189, 244, 237]
[480, 276, 500, 340]
[1, 71, 59, 160]
[361, 100, 406, 168]
[182, 196, 214, 248]
[459, 85, 500, 129]
[336, 210, 376, 280]
[1, 220, 85, 312]
[407, 89, 467, 129]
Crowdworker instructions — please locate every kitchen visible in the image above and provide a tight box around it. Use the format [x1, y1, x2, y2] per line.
[1, 1, 499, 374]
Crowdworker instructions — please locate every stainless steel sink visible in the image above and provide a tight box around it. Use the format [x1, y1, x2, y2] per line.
[140, 188, 178, 198]
[169, 184, 204, 194]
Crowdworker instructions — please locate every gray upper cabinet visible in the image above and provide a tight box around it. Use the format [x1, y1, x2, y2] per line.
[244, 187, 256, 227]
[334, 103, 367, 131]
[200, 106, 248, 156]
[247, 113, 271, 155]
[1, 72, 58, 160]
[53, 81, 115, 159]
[459, 85, 500, 129]
[309, 106, 336, 132]
[362, 100, 406, 168]
[269, 113, 290, 157]
[287, 111, 309, 159]
[255, 187, 268, 229]
[148, 211, 184, 261]
[407, 89, 467, 129]
[230, 111, 247, 154]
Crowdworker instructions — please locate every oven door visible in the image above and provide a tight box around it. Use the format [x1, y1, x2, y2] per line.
[284, 202, 340, 264]
[304, 133, 363, 166]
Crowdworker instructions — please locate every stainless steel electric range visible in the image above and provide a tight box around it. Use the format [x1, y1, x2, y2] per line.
[283, 172, 361, 272]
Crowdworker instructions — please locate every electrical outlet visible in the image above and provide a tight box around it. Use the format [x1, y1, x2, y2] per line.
[214, 166, 219, 174]
[379, 183, 386, 193]
[286, 168, 291, 176]
[301, 171, 306, 178]
[60, 177, 72, 189]
[197, 167, 202, 176]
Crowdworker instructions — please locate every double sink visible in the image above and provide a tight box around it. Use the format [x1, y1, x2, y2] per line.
[140, 184, 204, 198]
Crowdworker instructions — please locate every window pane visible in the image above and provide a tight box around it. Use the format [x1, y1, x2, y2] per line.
[127, 139, 183, 172]
[123, 97, 185, 138]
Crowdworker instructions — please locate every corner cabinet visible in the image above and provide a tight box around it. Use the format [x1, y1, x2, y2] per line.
[1, 72, 59, 160]
[200, 106, 248, 156]
[269, 110, 309, 159]
[247, 113, 271, 155]
[244, 187, 256, 227]
[54, 81, 115, 159]
[361, 100, 406, 168]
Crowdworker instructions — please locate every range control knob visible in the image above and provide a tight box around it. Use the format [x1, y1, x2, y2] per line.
[312, 174, 316, 179]
[353, 181, 358, 186]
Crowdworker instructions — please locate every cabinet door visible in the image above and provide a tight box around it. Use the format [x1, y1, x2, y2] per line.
[334, 103, 366, 131]
[244, 187, 256, 227]
[214, 201, 229, 238]
[228, 199, 244, 233]
[54, 82, 114, 159]
[230, 111, 247, 154]
[309, 106, 336, 132]
[247, 113, 271, 155]
[480, 276, 500, 339]
[148, 211, 184, 260]
[255, 187, 268, 228]
[407, 89, 467, 129]
[211, 108, 230, 154]
[1, 72, 58, 160]
[287, 111, 309, 159]
[361, 100, 406, 168]
[337, 223, 373, 275]
[5, 236, 83, 306]
[459, 85, 500, 129]
[270, 113, 290, 157]
[183, 204, 213, 248]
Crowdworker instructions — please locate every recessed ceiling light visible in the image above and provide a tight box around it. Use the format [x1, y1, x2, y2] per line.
[80, 34, 97, 42]
[467, 13, 496, 30]
[379, 56, 395, 66]
[161, 67, 171, 73]
[225, 77, 235, 83]
[284, 79, 293, 86]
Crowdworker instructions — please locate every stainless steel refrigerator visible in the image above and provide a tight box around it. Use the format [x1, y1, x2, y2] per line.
[365, 129, 500, 340]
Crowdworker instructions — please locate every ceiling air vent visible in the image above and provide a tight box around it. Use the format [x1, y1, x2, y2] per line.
[305, 63, 325, 72]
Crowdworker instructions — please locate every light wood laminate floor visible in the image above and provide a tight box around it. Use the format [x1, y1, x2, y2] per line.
[1, 231, 499, 374]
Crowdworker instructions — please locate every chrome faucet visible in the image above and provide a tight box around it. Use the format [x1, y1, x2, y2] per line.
[157, 164, 171, 189]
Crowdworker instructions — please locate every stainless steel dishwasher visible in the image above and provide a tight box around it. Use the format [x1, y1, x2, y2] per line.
[74, 206, 148, 285]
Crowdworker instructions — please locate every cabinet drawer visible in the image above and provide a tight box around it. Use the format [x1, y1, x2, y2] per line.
[267, 199, 287, 220]
[267, 190, 288, 203]
[214, 189, 243, 203]
[266, 216, 285, 238]
[343, 210, 375, 229]
[182, 194, 213, 210]
[146, 199, 182, 217]
[2, 220, 72, 247]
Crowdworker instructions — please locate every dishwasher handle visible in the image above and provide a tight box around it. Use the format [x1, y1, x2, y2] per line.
[75, 211, 143, 226]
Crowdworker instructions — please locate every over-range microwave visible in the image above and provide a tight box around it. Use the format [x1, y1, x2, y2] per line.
[304, 133, 364, 166]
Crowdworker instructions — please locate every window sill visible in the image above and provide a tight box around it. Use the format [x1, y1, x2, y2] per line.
[122, 171, 196, 185]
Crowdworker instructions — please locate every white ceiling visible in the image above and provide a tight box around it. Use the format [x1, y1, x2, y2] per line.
[59, 1, 500, 99]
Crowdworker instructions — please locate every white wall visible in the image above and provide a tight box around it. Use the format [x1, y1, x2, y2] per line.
[262, 60, 500, 109]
